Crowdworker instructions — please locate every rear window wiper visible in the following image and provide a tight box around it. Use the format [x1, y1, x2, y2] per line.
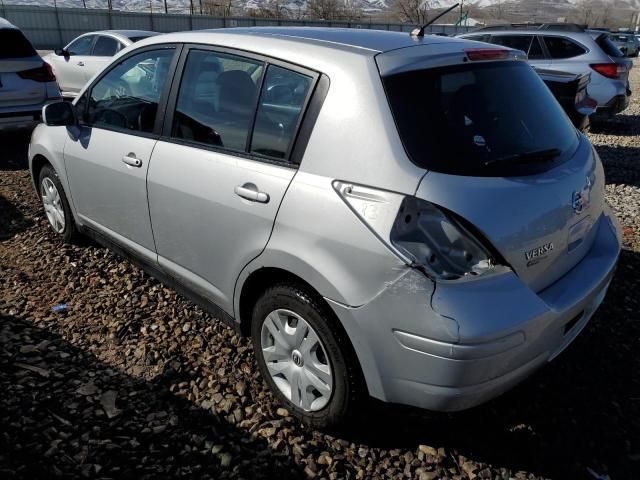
[483, 148, 561, 168]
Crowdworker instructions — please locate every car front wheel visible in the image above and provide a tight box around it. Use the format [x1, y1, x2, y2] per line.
[39, 164, 77, 243]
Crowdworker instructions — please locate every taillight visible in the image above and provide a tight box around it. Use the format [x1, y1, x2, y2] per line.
[17, 63, 56, 82]
[333, 181, 500, 281]
[465, 48, 510, 61]
[590, 63, 624, 79]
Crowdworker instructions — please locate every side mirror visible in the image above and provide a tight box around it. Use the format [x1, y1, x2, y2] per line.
[42, 101, 77, 127]
[54, 48, 69, 57]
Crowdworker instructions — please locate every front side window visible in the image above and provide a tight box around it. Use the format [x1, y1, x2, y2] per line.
[85, 48, 175, 133]
[92, 36, 119, 57]
[543, 36, 587, 59]
[172, 50, 264, 152]
[250, 65, 313, 159]
[67, 35, 94, 56]
[382, 61, 579, 176]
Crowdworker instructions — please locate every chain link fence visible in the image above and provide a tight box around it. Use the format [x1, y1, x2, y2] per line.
[0, 4, 471, 49]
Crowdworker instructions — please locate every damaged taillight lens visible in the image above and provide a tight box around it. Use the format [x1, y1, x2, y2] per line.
[390, 197, 496, 280]
[334, 181, 499, 281]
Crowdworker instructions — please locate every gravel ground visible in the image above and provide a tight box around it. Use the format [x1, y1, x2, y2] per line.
[1, 66, 639, 480]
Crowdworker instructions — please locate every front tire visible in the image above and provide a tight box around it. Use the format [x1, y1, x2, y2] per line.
[251, 283, 364, 430]
[39, 164, 78, 243]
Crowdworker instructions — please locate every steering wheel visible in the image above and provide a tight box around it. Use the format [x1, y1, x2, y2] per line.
[94, 109, 129, 129]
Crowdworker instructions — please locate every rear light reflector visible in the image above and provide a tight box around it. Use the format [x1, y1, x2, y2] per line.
[17, 63, 56, 82]
[589, 63, 624, 79]
[465, 48, 510, 61]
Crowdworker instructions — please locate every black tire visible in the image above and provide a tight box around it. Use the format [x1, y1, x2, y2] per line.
[251, 283, 364, 430]
[38, 164, 79, 244]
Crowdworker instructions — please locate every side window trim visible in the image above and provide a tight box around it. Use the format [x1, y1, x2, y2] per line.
[161, 42, 323, 168]
[79, 43, 182, 139]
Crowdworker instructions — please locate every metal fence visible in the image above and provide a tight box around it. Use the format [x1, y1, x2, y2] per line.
[0, 4, 472, 49]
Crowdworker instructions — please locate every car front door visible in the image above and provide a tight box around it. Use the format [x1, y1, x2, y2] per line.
[64, 45, 178, 263]
[50, 35, 96, 96]
[82, 35, 121, 84]
[147, 47, 316, 312]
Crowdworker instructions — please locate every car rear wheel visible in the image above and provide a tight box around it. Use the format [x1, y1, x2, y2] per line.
[39, 165, 78, 243]
[251, 283, 363, 430]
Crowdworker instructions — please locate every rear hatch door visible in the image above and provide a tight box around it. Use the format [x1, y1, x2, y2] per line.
[378, 43, 605, 292]
[0, 28, 47, 107]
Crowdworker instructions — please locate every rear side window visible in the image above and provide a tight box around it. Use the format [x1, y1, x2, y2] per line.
[172, 50, 264, 152]
[0, 28, 36, 58]
[528, 37, 545, 59]
[597, 35, 624, 58]
[250, 65, 313, 159]
[543, 36, 587, 59]
[382, 61, 579, 176]
[490, 35, 533, 54]
[93, 36, 119, 56]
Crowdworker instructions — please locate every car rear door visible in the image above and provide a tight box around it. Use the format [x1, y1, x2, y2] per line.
[0, 28, 47, 108]
[147, 46, 317, 312]
[64, 45, 178, 264]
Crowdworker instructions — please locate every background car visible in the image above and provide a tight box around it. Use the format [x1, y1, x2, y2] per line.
[459, 26, 633, 117]
[0, 17, 61, 130]
[44, 30, 158, 98]
[608, 32, 639, 57]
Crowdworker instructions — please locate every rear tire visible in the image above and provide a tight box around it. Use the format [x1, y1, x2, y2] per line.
[38, 164, 78, 244]
[251, 283, 364, 430]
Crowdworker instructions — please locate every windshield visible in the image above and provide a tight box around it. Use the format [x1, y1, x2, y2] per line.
[0, 28, 36, 58]
[382, 61, 579, 176]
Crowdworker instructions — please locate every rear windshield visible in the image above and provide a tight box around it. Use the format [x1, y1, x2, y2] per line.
[597, 34, 624, 58]
[0, 28, 36, 58]
[382, 61, 579, 176]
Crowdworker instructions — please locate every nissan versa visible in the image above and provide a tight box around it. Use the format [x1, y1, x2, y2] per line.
[29, 28, 621, 429]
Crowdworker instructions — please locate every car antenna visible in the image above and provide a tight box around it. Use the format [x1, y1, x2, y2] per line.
[411, 3, 460, 38]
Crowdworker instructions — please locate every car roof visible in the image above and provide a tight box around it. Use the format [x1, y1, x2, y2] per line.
[143, 27, 460, 55]
[463, 29, 594, 41]
[81, 30, 159, 41]
[0, 17, 18, 30]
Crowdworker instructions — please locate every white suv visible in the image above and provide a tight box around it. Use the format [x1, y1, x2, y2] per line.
[0, 17, 61, 130]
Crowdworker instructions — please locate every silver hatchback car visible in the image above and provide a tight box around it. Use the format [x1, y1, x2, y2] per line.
[29, 28, 621, 429]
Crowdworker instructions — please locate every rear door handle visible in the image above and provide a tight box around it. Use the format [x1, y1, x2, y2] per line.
[77, 61, 85, 66]
[234, 183, 269, 204]
[122, 154, 142, 168]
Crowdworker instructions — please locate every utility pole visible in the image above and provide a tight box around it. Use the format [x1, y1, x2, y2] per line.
[164, 0, 168, 14]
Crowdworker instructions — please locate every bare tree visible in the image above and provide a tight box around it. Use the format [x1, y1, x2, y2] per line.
[599, 2, 612, 28]
[251, 0, 291, 19]
[202, 0, 238, 16]
[306, 0, 347, 20]
[574, 0, 595, 26]
[389, 0, 430, 25]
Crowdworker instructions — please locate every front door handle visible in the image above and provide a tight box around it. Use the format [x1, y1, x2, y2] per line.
[122, 154, 142, 168]
[77, 61, 85, 66]
[234, 183, 270, 204]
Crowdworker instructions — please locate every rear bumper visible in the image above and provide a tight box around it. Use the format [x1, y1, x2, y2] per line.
[0, 99, 61, 129]
[595, 92, 631, 117]
[328, 210, 621, 411]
